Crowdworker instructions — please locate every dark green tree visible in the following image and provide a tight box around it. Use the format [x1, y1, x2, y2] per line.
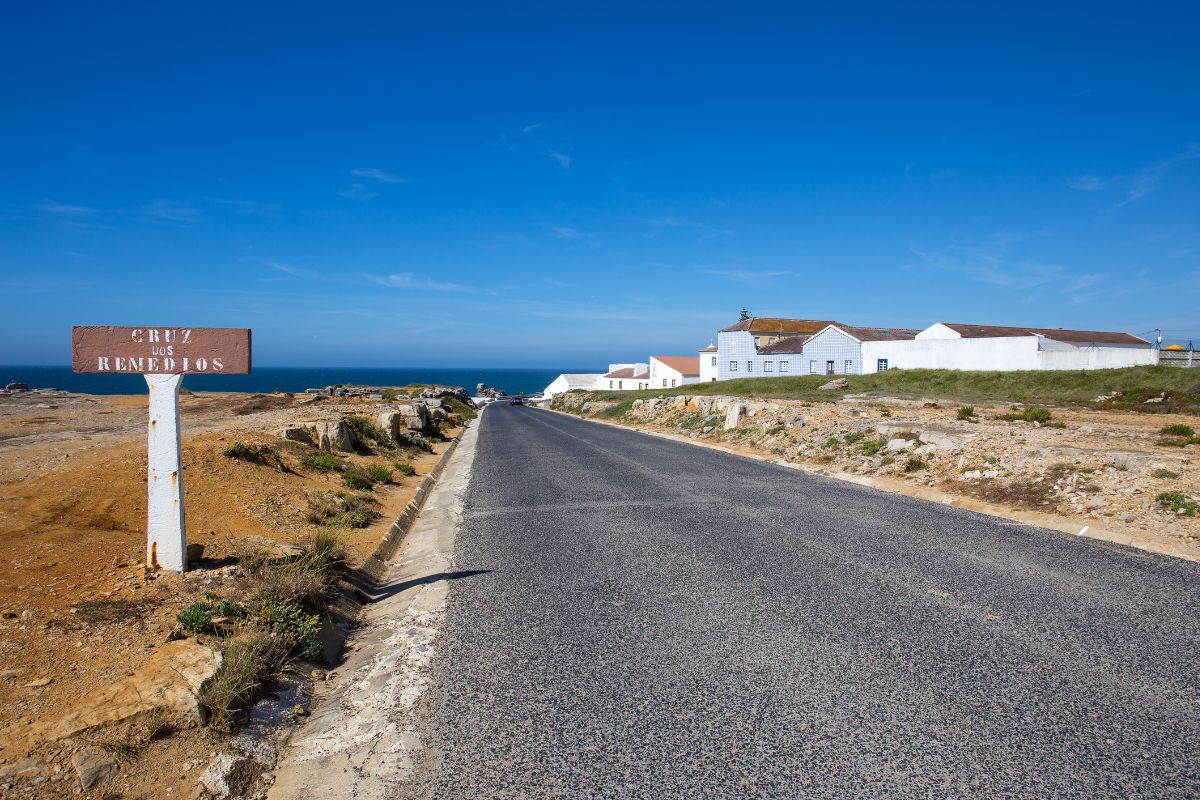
[738, 307, 751, 322]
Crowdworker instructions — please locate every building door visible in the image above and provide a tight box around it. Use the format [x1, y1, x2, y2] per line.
[825, 360, 835, 375]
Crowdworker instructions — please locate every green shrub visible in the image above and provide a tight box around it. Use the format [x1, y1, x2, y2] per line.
[956, 406, 976, 421]
[844, 431, 865, 444]
[176, 600, 246, 633]
[223, 441, 276, 464]
[306, 491, 377, 528]
[1158, 437, 1191, 448]
[1156, 491, 1199, 516]
[997, 407, 1053, 423]
[395, 462, 417, 477]
[341, 467, 376, 490]
[346, 415, 391, 447]
[861, 438, 884, 456]
[364, 465, 393, 483]
[257, 602, 324, 663]
[1152, 468, 1181, 479]
[1160, 424, 1196, 438]
[766, 424, 786, 436]
[904, 456, 926, 473]
[824, 436, 840, 449]
[381, 389, 399, 402]
[200, 626, 286, 731]
[299, 452, 343, 472]
[880, 455, 895, 466]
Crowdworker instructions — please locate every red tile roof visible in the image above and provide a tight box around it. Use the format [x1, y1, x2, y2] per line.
[651, 356, 701, 376]
[720, 317, 840, 335]
[939, 323, 1148, 346]
[603, 367, 638, 379]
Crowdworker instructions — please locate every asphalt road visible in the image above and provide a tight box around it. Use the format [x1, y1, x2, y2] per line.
[414, 404, 1200, 798]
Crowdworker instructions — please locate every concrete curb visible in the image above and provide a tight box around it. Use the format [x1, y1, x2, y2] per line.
[537, 406, 1197, 564]
[361, 423, 467, 582]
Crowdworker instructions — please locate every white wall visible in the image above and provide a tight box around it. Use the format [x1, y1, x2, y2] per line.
[544, 374, 601, 399]
[862, 336, 1154, 372]
[699, 351, 718, 382]
[649, 357, 701, 388]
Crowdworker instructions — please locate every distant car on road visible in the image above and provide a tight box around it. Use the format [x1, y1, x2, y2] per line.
[509, 396, 525, 406]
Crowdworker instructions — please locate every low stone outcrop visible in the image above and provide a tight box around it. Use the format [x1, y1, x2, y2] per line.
[724, 403, 748, 430]
[315, 419, 357, 452]
[199, 753, 258, 799]
[397, 402, 429, 432]
[278, 426, 316, 446]
[819, 378, 849, 391]
[28, 640, 221, 742]
[72, 747, 119, 791]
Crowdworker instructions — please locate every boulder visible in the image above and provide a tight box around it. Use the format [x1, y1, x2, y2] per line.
[818, 378, 849, 391]
[315, 419, 357, 452]
[724, 403, 748, 430]
[378, 412, 402, 441]
[277, 426, 316, 446]
[72, 748, 119, 791]
[186, 543, 205, 564]
[886, 438, 913, 453]
[424, 398, 445, 410]
[397, 403, 429, 431]
[199, 753, 258, 799]
[0, 758, 45, 781]
[30, 640, 221, 742]
[429, 406, 449, 425]
[918, 430, 971, 452]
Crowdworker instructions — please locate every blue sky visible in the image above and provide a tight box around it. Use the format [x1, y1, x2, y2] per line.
[2, 2, 1198, 367]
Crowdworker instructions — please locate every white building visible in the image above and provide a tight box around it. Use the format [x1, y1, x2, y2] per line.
[698, 344, 718, 382]
[716, 317, 837, 380]
[648, 356, 701, 389]
[793, 325, 920, 375]
[598, 363, 650, 391]
[543, 373, 603, 399]
[862, 323, 1154, 372]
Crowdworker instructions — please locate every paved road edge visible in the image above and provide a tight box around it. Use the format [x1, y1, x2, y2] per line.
[265, 411, 482, 800]
[536, 406, 1196, 563]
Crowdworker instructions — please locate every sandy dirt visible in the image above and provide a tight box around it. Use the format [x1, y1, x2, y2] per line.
[0, 390, 452, 798]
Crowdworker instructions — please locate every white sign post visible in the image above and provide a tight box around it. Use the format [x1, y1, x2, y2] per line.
[146, 373, 188, 571]
[72, 326, 252, 573]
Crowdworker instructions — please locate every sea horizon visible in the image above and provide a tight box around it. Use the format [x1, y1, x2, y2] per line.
[1, 365, 604, 397]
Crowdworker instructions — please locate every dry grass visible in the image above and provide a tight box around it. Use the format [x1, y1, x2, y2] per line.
[200, 625, 287, 731]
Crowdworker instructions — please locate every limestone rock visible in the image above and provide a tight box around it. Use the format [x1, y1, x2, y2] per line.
[818, 378, 849, 391]
[0, 758, 44, 780]
[377, 412, 402, 441]
[886, 438, 913, 453]
[316, 419, 357, 452]
[277, 426, 315, 446]
[72, 748, 119, 791]
[199, 753, 258, 799]
[724, 403, 748, 430]
[397, 403, 429, 431]
[31, 640, 221, 741]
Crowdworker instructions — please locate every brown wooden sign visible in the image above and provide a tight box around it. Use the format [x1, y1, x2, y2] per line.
[71, 326, 252, 374]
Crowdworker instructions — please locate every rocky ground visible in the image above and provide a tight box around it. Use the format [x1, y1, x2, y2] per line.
[549, 389, 1200, 560]
[0, 387, 471, 799]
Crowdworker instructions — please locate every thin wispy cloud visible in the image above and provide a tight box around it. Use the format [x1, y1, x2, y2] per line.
[368, 272, 475, 293]
[637, 215, 734, 242]
[266, 260, 320, 279]
[142, 200, 200, 224]
[35, 201, 93, 215]
[351, 167, 410, 184]
[547, 149, 572, 168]
[521, 122, 543, 134]
[502, 124, 573, 169]
[551, 226, 582, 240]
[1069, 145, 1200, 208]
[1117, 145, 1200, 207]
[704, 269, 792, 285]
[911, 231, 1105, 303]
[335, 183, 379, 201]
[1066, 175, 1109, 191]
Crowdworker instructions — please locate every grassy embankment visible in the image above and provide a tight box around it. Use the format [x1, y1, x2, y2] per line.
[577, 366, 1200, 414]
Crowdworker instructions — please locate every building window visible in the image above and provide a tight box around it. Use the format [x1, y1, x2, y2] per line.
[663, 379, 668, 387]
[780, 361, 789, 373]
[729, 361, 737, 372]
[671, 379, 676, 387]
[609, 380, 614, 388]
[618, 381, 623, 389]
[845, 359, 853, 374]
[764, 361, 774, 373]
[877, 358, 888, 371]
[768, 336, 777, 344]
[747, 361, 753, 373]
[710, 356, 717, 367]
[809, 360, 817, 374]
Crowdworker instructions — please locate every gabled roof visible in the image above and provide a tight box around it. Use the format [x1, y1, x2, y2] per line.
[720, 317, 840, 336]
[651, 356, 700, 376]
[836, 325, 921, 342]
[938, 323, 1148, 346]
[757, 335, 811, 354]
[555, 373, 602, 386]
[698, 344, 718, 353]
[603, 367, 650, 380]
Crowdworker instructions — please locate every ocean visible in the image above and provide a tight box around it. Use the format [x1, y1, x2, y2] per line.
[0, 366, 599, 397]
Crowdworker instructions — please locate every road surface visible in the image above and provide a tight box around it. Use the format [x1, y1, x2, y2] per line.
[410, 404, 1199, 798]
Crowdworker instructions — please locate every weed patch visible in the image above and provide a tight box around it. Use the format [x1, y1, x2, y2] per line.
[176, 600, 246, 634]
[346, 415, 391, 448]
[299, 452, 343, 472]
[956, 406, 977, 421]
[306, 491, 378, 528]
[395, 462, 417, 476]
[223, 441, 279, 465]
[1157, 491, 1199, 516]
[1152, 468, 1181, 479]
